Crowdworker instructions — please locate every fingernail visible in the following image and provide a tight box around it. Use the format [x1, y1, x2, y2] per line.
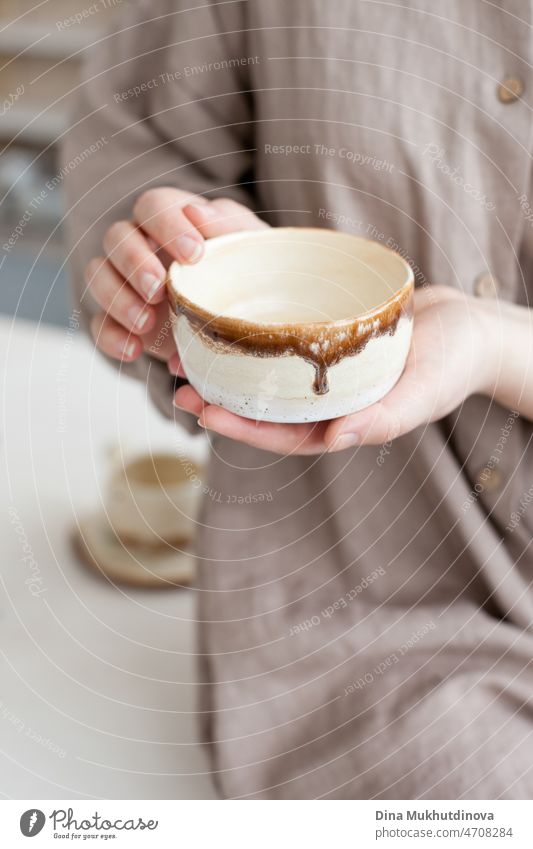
[175, 234, 204, 262]
[122, 340, 137, 359]
[331, 432, 359, 451]
[129, 306, 150, 331]
[140, 272, 163, 300]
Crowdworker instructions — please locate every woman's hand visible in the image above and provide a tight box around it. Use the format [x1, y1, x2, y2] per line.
[85, 188, 267, 364]
[174, 285, 496, 454]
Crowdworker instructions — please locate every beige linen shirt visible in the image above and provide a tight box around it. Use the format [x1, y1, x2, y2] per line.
[62, 0, 533, 798]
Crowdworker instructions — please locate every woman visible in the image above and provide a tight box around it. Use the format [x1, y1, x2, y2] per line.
[63, 0, 533, 798]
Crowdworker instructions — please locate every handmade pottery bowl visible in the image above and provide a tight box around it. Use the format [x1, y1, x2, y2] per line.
[167, 228, 414, 423]
[107, 452, 204, 546]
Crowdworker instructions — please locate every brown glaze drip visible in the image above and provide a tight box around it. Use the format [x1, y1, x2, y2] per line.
[312, 361, 329, 395]
[167, 278, 413, 396]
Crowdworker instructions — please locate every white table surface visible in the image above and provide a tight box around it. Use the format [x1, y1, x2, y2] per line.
[0, 316, 217, 799]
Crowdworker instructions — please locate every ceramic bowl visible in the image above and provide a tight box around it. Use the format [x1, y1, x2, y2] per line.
[106, 452, 204, 546]
[167, 228, 414, 423]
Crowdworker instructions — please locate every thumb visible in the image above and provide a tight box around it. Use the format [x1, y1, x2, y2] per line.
[324, 369, 430, 450]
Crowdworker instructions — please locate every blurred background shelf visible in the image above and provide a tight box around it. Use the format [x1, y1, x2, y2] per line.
[0, 0, 123, 320]
[1, 106, 68, 144]
[0, 21, 101, 56]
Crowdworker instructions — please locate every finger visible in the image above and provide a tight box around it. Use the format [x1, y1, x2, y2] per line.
[198, 404, 328, 455]
[174, 384, 325, 453]
[133, 188, 205, 264]
[85, 257, 156, 335]
[414, 283, 463, 312]
[173, 383, 205, 417]
[90, 313, 142, 362]
[168, 352, 186, 377]
[138, 301, 178, 362]
[183, 198, 268, 239]
[103, 220, 167, 303]
[324, 367, 428, 450]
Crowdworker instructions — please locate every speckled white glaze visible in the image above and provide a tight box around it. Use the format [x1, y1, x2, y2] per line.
[167, 228, 414, 423]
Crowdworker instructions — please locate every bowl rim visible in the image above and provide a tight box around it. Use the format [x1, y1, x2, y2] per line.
[166, 227, 415, 334]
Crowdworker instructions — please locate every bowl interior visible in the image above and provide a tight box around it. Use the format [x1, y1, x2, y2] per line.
[169, 228, 412, 325]
[124, 454, 199, 487]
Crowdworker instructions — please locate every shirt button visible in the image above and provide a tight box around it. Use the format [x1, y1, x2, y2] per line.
[475, 465, 503, 493]
[497, 76, 524, 103]
[474, 272, 500, 299]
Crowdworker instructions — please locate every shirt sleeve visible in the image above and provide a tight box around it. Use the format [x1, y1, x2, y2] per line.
[60, 0, 255, 428]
